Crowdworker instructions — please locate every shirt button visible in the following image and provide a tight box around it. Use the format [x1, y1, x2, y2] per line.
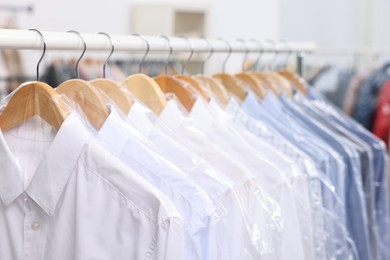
[31, 221, 41, 231]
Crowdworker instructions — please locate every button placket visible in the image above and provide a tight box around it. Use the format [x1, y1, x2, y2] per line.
[23, 195, 47, 260]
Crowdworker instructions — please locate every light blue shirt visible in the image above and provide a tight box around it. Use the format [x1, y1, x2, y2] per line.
[279, 94, 371, 260]
[241, 91, 357, 260]
[297, 88, 390, 260]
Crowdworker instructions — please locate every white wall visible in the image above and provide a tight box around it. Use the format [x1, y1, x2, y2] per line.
[0, 0, 280, 74]
[280, 0, 390, 50]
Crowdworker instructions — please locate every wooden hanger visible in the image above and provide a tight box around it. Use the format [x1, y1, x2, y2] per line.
[213, 73, 247, 101]
[56, 79, 109, 129]
[122, 34, 168, 115]
[154, 75, 196, 112]
[194, 75, 230, 106]
[89, 32, 134, 115]
[123, 73, 167, 115]
[173, 36, 211, 102]
[0, 81, 69, 132]
[56, 31, 109, 129]
[235, 73, 266, 100]
[175, 75, 211, 102]
[90, 79, 133, 115]
[153, 35, 197, 112]
[278, 69, 308, 95]
[262, 71, 293, 97]
[0, 29, 69, 132]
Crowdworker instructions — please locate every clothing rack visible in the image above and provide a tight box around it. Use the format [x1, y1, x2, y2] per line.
[316, 47, 390, 57]
[0, 29, 316, 54]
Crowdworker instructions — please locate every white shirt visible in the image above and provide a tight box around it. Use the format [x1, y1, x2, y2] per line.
[225, 97, 327, 259]
[191, 98, 315, 260]
[96, 107, 217, 260]
[155, 100, 299, 259]
[127, 100, 252, 260]
[0, 113, 184, 260]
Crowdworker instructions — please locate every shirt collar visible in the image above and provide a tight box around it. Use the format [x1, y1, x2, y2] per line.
[189, 98, 215, 132]
[241, 90, 261, 117]
[158, 100, 187, 131]
[0, 113, 93, 215]
[126, 101, 155, 136]
[99, 106, 159, 156]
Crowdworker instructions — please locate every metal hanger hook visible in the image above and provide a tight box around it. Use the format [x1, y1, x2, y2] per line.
[29, 28, 46, 81]
[249, 38, 264, 71]
[279, 39, 292, 69]
[177, 36, 194, 75]
[218, 38, 232, 73]
[265, 39, 279, 71]
[97, 32, 114, 78]
[157, 35, 173, 75]
[236, 38, 249, 72]
[200, 38, 214, 75]
[67, 30, 86, 79]
[131, 34, 150, 73]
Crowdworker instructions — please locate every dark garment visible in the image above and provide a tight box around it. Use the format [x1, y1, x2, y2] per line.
[372, 79, 390, 148]
[352, 63, 390, 130]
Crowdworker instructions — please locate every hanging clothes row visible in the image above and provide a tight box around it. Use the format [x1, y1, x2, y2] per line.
[0, 29, 387, 260]
[308, 52, 390, 149]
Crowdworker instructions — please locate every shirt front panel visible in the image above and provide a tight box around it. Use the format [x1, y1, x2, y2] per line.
[0, 113, 184, 260]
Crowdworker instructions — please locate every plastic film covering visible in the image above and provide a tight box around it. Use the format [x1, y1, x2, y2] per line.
[125, 98, 254, 259]
[296, 89, 390, 260]
[79, 84, 227, 260]
[150, 92, 284, 259]
[223, 95, 356, 260]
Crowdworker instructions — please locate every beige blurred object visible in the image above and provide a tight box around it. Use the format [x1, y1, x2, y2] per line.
[1, 16, 25, 93]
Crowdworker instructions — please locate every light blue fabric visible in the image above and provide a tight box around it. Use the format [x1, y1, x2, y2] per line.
[241, 91, 357, 259]
[279, 94, 371, 260]
[298, 88, 390, 260]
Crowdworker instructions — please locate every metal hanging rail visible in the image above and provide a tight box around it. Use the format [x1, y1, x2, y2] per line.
[0, 29, 316, 54]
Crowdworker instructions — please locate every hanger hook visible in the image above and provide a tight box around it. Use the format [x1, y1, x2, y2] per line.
[200, 38, 214, 75]
[97, 32, 114, 78]
[131, 34, 150, 73]
[177, 36, 194, 75]
[157, 35, 173, 75]
[249, 39, 264, 71]
[265, 39, 279, 71]
[67, 30, 86, 79]
[278, 39, 292, 69]
[236, 38, 249, 72]
[218, 38, 232, 73]
[29, 29, 46, 81]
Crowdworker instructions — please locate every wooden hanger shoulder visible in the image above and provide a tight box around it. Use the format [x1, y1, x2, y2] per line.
[154, 75, 196, 112]
[193, 75, 230, 107]
[278, 69, 308, 95]
[56, 79, 109, 129]
[122, 73, 167, 115]
[0, 81, 69, 132]
[90, 78, 133, 115]
[235, 73, 266, 100]
[247, 71, 280, 96]
[213, 73, 247, 101]
[174, 75, 211, 102]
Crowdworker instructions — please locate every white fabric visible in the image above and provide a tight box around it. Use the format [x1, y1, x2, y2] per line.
[96, 107, 217, 260]
[127, 100, 251, 260]
[0, 113, 184, 260]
